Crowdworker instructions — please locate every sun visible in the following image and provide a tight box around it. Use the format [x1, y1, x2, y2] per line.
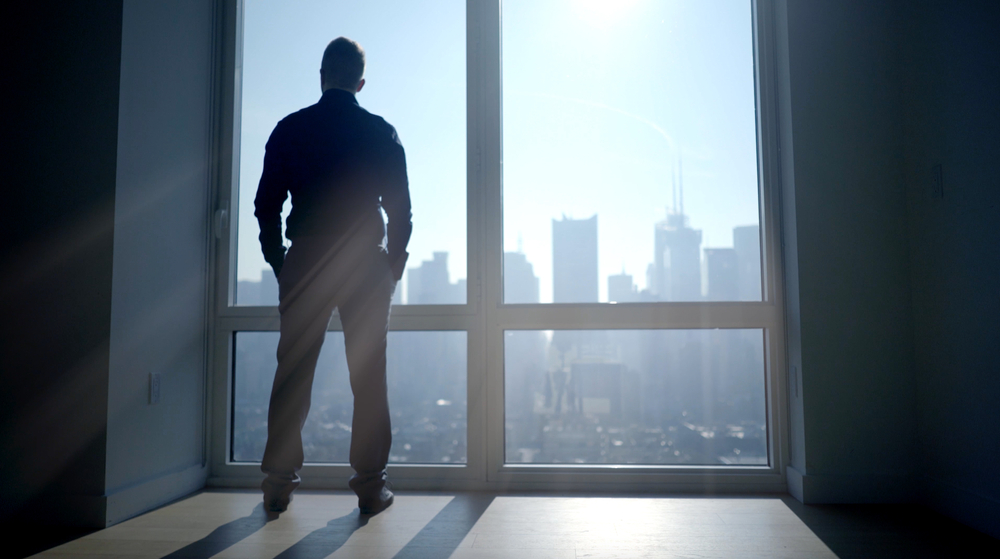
[575, 0, 640, 26]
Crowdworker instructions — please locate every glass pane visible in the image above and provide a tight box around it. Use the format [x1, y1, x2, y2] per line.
[234, 331, 467, 464]
[236, 0, 466, 305]
[505, 329, 766, 465]
[502, 1, 761, 303]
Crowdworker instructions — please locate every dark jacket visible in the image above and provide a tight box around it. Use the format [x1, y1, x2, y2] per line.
[254, 88, 412, 278]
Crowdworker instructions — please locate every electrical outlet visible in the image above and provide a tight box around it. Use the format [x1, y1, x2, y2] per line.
[149, 372, 161, 405]
[931, 164, 944, 199]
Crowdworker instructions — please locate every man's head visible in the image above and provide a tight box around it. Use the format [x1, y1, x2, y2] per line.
[321, 37, 366, 94]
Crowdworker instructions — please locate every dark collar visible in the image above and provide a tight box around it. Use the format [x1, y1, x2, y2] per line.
[320, 88, 359, 106]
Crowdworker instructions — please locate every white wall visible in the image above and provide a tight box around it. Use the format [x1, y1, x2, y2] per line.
[105, 0, 216, 525]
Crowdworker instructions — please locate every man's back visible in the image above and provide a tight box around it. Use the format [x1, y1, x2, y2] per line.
[254, 88, 411, 274]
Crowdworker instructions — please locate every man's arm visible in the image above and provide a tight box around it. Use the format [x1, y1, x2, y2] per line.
[254, 124, 290, 279]
[381, 125, 412, 282]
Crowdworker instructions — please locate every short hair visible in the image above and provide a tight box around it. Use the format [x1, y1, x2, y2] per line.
[321, 37, 365, 90]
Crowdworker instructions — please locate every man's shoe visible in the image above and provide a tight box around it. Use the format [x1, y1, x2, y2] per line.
[264, 491, 292, 512]
[358, 487, 394, 515]
[262, 475, 298, 513]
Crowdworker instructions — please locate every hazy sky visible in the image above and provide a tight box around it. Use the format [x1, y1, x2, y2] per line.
[237, 0, 759, 304]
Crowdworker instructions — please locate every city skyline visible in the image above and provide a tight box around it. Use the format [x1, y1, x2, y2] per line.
[238, 205, 762, 306]
[236, 0, 760, 306]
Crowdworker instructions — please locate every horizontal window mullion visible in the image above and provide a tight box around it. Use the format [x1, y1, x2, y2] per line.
[218, 315, 280, 331]
[386, 314, 478, 330]
[219, 303, 477, 319]
[385, 304, 479, 317]
[218, 313, 478, 333]
[495, 303, 780, 330]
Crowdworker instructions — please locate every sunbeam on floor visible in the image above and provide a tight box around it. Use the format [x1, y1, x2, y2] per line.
[27, 489, 999, 558]
[27, 490, 844, 558]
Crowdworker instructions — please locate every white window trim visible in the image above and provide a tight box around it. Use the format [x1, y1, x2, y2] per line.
[205, 0, 788, 493]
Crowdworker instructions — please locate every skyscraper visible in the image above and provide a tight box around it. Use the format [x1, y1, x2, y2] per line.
[733, 224, 762, 301]
[652, 164, 702, 301]
[704, 248, 739, 301]
[407, 252, 463, 304]
[237, 267, 279, 306]
[504, 251, 540, 304]
[608, 271, 637, 303]
[552, 215, 598, 303]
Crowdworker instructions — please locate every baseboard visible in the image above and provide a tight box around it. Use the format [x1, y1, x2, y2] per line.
[786, 465, 805, 502]
[922, 475, 1000, 540]
[786, 469, 916, 504]
[105, 462, 207, 526]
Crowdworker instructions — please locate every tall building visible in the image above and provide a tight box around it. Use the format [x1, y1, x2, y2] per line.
[503, 235, 544, 458]
[704, 248, 739, 301]
[608, 271, 637, 303]
[504, 251, 540, 304]
[552, 215, 598, 303]
[237, 267, 279, 306]
[733, 224, 762, 301]
[652, 166, 702, 301]
[391, 280, 403, 305]
[407, 252, 463, 304]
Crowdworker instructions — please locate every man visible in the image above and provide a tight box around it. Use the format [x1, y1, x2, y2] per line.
[254, 37, 410, 516]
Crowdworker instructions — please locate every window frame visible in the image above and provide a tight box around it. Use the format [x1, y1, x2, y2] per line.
[207, 0, 788, 492]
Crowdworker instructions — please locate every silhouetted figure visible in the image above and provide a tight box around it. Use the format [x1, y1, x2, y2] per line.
[255, 37, 410, 516]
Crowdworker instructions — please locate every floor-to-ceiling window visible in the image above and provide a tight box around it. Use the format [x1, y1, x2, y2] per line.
[211, 0, 786, 490]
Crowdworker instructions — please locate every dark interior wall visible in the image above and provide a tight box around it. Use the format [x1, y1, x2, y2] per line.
[0, 1, 124, 523]
[779, 0, 999, 535]
[0, 0, 215, 527]
[900, 0, 1000, 538]
[779, 0, 917, 501]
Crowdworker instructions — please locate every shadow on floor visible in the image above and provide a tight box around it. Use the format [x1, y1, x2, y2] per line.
[391, 493, 496, 559]
[780, 496, 1000, 559]
[161, 502, 268, 558]
[270, 511, 369, 559]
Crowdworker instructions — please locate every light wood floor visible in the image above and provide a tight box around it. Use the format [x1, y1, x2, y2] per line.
[24, 490, 999, 558]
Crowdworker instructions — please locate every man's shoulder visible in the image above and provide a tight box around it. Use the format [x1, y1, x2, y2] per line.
[265, 104, 317, 147]
[355, 106, 399, 140]
[350, 108, 403, 150]
[275, 102, 323, 129]
[268, 100, 400, 147]
[282, 101, 395, 130]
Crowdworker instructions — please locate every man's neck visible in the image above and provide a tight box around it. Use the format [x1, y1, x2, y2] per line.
[322, 85, 356, 95]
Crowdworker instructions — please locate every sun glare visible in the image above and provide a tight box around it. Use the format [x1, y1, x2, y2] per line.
[575, 0, 640, 26]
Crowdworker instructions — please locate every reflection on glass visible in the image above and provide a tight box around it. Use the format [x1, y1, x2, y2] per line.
[234, 331, 467, 464]
[502, 0, 761, 303]
[505, 329, 766, 465]
[236, 0, 466, 305]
